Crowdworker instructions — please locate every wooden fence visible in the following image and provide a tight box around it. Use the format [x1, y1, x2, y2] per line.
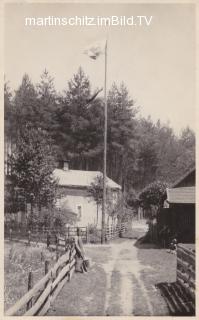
[176, 244, 195, 300]
[5, 244, 76, 316]
[5, 225, 88, 246]
[106, 223, 127, 241]
[6, 222, 127, 245]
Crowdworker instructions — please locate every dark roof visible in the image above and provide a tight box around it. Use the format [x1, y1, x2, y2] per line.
[166, 187, 195, 204]
[172, 166, 195, 188]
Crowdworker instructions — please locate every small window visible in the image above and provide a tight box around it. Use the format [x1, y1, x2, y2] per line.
[77, 205, 82, 220]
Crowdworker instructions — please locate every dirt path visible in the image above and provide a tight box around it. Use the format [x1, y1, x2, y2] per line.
[47, 226, 176, 316]
[101, 239, 153, 316]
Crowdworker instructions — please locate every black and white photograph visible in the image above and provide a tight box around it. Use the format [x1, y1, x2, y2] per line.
[3, 1, 197, 318]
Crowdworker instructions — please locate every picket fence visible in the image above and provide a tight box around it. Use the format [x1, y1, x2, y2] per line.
[106, 223, 127, 241]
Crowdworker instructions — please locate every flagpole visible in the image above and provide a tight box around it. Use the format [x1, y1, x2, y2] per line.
[101, 39, 107, 244]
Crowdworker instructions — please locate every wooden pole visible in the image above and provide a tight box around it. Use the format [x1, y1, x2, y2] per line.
[45, 260, 49, 275]
[47, 232, 50, 248]
[67, 227, 70, 239]
[26, 271, 33, 310]
[28, 230, 31, 245]
[86, 227, 88, 244]
[45, 260, 50, 289]
[9, 228, 12, 241]
[101, 39, 107, 244]
[64, 235, 67, 251]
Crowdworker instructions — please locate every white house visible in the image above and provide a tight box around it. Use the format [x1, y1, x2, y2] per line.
[53, 162, 121, 228]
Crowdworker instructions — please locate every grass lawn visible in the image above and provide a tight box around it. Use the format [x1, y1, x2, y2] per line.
[4, 240, 57, 314]
[134, 240, 177, 315]
[47, 245, 110, 316]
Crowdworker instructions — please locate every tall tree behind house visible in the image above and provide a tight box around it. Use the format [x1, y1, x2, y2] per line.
[4, 69, 195, 196]
[107, 83, 138, 191]
[56, 67, 104, 169]
[4, 81, 14, 175]
[36, 69, 58, 132]
[14, 74, 38, 134]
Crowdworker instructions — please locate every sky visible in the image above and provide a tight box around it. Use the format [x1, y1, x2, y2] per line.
[4, 3, 196, 134]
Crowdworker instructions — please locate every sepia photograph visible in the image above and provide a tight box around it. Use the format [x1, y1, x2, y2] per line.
[3, 1, 196, 317]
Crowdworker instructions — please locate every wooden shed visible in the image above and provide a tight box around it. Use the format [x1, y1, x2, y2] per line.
[158, 167, 195, 244]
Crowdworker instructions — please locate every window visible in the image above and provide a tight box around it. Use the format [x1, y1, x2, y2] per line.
[77, 205, 82, 220]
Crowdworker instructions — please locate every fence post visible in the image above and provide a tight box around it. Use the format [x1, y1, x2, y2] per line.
[47, 232, 50, 248]
[44, 260, 51, 294]
[67, 227, 70, 239]
[26, 270, 33, 310]
[9, 228, 12, 241]
[55, 235, 59, 260]
[28, 230, 31, 245]
[68, 246, 72, 282]
[45, 260, 49, 275]
[86, 227, 88, 244]
[64, 235, 67, 252]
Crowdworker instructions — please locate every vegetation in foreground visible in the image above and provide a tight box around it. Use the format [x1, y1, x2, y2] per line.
[4, 241, 56, 312]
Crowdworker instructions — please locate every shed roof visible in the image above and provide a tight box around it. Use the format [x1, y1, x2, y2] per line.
[53, 169, 121, 190]
[166, 187, 195, 204]
[172, 166, 195, 188]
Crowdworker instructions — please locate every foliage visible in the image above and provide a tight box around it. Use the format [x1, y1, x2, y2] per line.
[139, 180, 168, 208]
[53, 207, 77, 228]
[88, 224, 102, 243]
[5, 243, 56, 311]
[9, 125, 57, 212]
[5, 68, 195, 205]
[13, 74, 38, 135]
[107, 82, 138, 190]
[4, 81, 13, 139]
[88, 175, 118, 222]
[125, 188, 139, 208]
[36, 69, 58, 131]
[88, 175, 104, 206]
[54, 67, 104, 169]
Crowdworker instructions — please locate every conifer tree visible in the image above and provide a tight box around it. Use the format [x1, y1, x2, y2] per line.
[9, 125, 57, 217]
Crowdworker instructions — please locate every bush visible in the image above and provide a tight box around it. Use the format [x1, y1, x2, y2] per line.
[139, 180, 168, 208]
[88, 224, 101, 243]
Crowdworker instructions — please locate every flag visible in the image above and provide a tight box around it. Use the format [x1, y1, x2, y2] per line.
[83, 39, 106, 60]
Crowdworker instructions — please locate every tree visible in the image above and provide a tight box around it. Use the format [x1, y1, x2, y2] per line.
[4, 81, 13, 138]
[88, 176, 104, 226]
[175, 127, 195, 174]
[139, 180, 168, 210]
[9, 125, 57, 222]
[88, 175, 116, 226]
[36, 69, 58, 131]
[4, 81, 14, 175]
[13, 74, 38, 132]
[56, 67, 104, 169]
[133, 117, 159, 190]
[107, 82, 138, 190]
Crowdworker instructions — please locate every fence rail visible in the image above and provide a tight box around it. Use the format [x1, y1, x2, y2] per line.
[5, 224, 88, 246]
[5, 244, 76, 316]
[176, 244, 195, 300]
[5, 222, 127, 244]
